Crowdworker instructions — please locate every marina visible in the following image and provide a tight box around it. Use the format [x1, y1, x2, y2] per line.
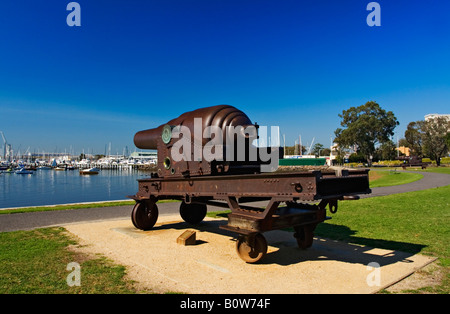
[0, 167, 151, 209]
[0, 149, 330, 210]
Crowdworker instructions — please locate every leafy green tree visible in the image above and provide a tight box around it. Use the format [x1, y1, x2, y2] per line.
[421, 117, 450, 166]
[398, 138, 409, 149]
[445, 132, 450, 150]
[404, 121, 424, 156]
[283, 145, 306, 156]
[376, 139, 397, 160]
[322, 148, 331, 156]
[312, 143, 324, 157]
[334, 101, 398, 166]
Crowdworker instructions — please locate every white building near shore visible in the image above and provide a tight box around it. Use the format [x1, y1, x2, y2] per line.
[130, 151, 157, 164]
[424, 113, 450, 122]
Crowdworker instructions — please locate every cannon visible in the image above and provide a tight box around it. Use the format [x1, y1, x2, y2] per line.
[128, 105, 371, 263]
[134, 104, 281, 178]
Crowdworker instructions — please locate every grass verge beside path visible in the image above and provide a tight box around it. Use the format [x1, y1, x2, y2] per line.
[414, 167, 450, 175]
[373, 166, 450, 175]
[369, 170, 423, 188]
[0, 199, 179, 215]
[0, 200, 135, 215]
[315, 185, 450, 293]
[0, 227, 141, 293]
[316, 185, 450, 261]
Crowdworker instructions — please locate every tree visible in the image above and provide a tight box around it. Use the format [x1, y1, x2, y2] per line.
[283, 145, 305, 156]
[334, 101, 398, 166]
[398, 138, 409, 148]
[421, 117, 450, 166]
[376, 139, 397, 160]
[312, 143, 324, 157]
[404, 121, 424, 156]
[322, 148, 331, 156]
[445, 132, 450, 150]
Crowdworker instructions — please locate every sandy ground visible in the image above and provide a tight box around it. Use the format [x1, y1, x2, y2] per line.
[64, 215, 436, 294]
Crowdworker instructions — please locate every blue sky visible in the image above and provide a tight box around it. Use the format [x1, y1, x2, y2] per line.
[1, 0, 449, 156]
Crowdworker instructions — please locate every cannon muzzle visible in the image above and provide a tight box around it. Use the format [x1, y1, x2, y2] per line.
[134, 126, 162, 150]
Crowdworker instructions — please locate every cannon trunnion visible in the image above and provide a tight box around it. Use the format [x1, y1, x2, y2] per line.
[128, 105, 371, 263]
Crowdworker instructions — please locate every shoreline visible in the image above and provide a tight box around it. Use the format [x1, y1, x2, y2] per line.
[2, 168, 447, 212]
[0, 199, 133, 211]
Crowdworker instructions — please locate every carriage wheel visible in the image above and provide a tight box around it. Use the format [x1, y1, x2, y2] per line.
[131, 201, 159, 230]
[179, 202, 207, 224]
[294, 225, 315, 249]
[236, 233, 267, 263]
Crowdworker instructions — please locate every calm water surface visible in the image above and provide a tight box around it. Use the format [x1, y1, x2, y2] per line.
[0, 169, 150, 209]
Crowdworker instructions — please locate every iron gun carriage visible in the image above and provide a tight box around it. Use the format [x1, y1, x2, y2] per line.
[128, 105, 371, 263]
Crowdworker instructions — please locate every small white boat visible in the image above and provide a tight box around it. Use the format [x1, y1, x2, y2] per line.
[15, 168, 34, 174]
[79, 167, 99, 175]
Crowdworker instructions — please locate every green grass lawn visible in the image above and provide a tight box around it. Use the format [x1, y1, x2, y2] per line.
[369, 170, 423, 188]
[0, 199, 179, 215]
[415, 167, 450, 175]
[0, 227, 141, 294]
[316, 186, 449, 261]
[316, 185, 450, 293]
[0, 200, 136, 215]
[372, 166, 450, 175]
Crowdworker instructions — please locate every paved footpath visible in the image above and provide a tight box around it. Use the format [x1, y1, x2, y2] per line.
[0, 170, 449, 232]
[362, 170, 450, 198]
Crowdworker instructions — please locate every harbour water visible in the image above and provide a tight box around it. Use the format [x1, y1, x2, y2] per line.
[0, 169, 150, 209]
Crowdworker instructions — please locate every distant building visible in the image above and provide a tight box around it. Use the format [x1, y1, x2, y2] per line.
[424, 113, 450, 122]
[396, 146, 410, 157]
[130, 151, 157, 160]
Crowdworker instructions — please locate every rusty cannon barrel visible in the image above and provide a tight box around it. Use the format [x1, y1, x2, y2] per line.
[134, 105, 255, 150]
[134, 105, 280, 178]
